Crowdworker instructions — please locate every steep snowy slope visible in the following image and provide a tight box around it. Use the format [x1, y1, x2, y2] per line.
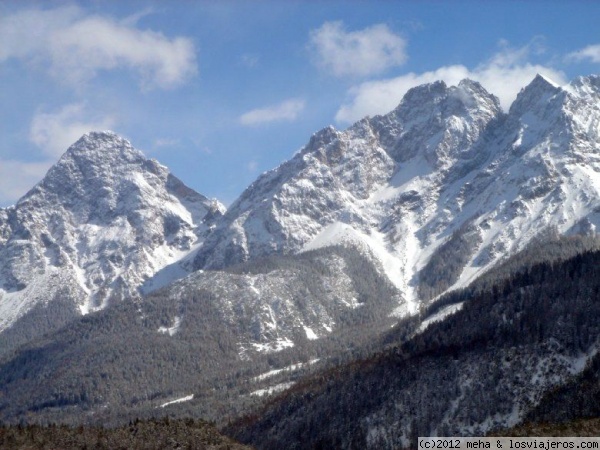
[194, 75, 600, 311]
[0, 131, 223, 334]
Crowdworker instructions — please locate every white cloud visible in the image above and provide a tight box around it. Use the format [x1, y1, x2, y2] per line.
[0, 160, 53, 206]
[29, 103, 116, 158]
[239, 98, 305, 126]
[335, 42, 566, 123]
[567, 44, 600, 63]
[0, 6, 197, 89]
[308, 21, 407, 78]
[470, 46, 565, 110]
[120, 7, 156, 27]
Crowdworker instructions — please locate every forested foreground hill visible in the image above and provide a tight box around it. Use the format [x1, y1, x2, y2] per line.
[229, 249, 600, 450]
[0, 418, 253, 449]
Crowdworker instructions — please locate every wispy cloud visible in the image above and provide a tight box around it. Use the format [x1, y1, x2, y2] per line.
[335, 41, 566, 123]
[0, 6, 197, 90]
[239, 98, 305, 126]
[120, 7, 156, 27]
[29, 103, 116, 158]
[308, 21, 407, 78]
[567, 44, 600, 63]
[470, 42, 565, 109]
[154, 138, 180, 148]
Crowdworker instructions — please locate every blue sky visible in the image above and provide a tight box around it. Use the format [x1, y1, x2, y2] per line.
[1, 0, 599, 207]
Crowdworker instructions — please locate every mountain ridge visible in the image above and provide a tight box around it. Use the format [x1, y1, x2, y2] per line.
[3, 74, 600, 351]
[192, 74, 600, 311]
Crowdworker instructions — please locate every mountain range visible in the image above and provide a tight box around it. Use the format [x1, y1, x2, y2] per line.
[1, 74, 600, 447]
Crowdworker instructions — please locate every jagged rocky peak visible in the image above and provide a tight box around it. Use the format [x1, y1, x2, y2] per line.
[21, 131, 222, 226]
[563, 75, 600, 120]
[60, 130, 143, 161]
[193, 78, 506, 273]
[39, 131, 149, 195]
[381, 78, 502, 165]
[399, 79, 449, 106]
[452, 79, 502, 116]
[506, 74, 600, 157]
[394, 78, 500, 119]
[304, 125, 340, 154]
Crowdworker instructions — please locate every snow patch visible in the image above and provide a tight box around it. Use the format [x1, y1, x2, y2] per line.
[159, 394, 194, 408]
[250, 382, 295, 397]
[250, 337, 295, 353]
[304, 326, 318, 340]
[252, 359, 320, 382]
[158, 316, 182, 336]
[303, 221, 417, 315]
[416, 302, 464, 334]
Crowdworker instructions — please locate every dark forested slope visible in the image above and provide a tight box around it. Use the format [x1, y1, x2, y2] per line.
[231, 249, 600, 450]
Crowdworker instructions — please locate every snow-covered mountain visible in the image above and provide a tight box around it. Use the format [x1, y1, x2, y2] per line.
[3, 74, 600, 356]
[194, 74, 600, 313]
[0, 131, 223, 334]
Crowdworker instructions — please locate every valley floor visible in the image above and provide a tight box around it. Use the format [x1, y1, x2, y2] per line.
[0, 418, 253, 450]
[491, 417, 600, 438]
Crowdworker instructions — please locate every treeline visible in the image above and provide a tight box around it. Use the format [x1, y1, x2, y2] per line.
[419, 226, 600, 305]
[0, 288, 80, 360]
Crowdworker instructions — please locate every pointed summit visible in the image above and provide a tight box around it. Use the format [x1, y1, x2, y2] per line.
[59, 131, 146, 166]
[509, 73, 562, 116]
[31, 131, 145, 204]
[533, 73, 561, 88]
